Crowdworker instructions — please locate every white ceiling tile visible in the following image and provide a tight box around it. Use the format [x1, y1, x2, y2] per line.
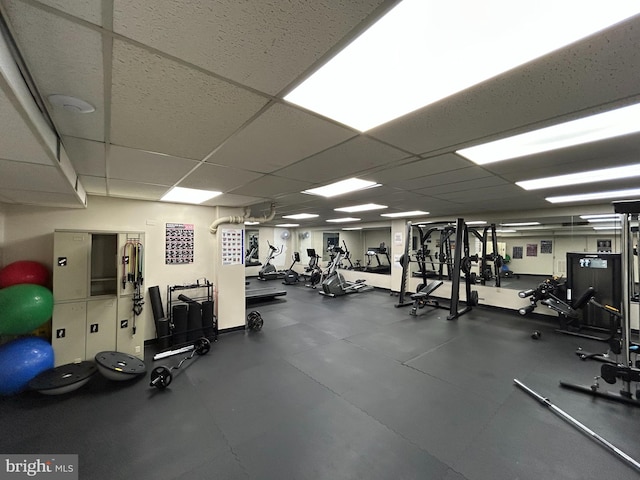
[108, 179, 169, 200]
[113, 0, 388, 95]
[178, 163, 263, 192]
[369, 16, 640, 156]
[202, 193, 268, 207]
[229, 175, 313, 198]
[63, 136, 105, 176]
[0, 189, 84, 208]
[4, 0, 105, 141]
[110, 40, 269, 160]
[32, 0, 102, 25]
[206, 103, 355, 173]
[108, 145, 198, 185]
[413, 176, 509, 196]
[0, 159, 70, 193]
[0, 91, 52, 165]
[433, 184, 527, 202]
[275, 136, 410, 182]
[390, 167, 493, 191]
[79, 175, 106, 195]
[368, 154, 473, 184]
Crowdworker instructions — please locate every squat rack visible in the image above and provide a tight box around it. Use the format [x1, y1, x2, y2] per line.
[396, 218, 479, 320]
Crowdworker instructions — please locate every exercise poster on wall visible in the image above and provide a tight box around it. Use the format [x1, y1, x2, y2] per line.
[512, 246, 523, 259]
[526, 243, 538, 257]
[165, 223, 194, 264]
[221, 228, 244, 265]
[540, 240, 553, 254]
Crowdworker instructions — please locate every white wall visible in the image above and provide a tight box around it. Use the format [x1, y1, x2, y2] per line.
[503, 234, 622, 276]
[1, 195, 246, 340]
[0, 204, 5, 266]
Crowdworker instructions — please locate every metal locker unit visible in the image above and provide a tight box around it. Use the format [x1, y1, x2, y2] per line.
[85, 298, 117, 360]
[53, 232, 90, 301]
[52, 230, 145, 366]
[51, 302, 86, 366]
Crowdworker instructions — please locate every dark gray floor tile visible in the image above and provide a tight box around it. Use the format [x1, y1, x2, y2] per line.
[235, 395, 450, 480]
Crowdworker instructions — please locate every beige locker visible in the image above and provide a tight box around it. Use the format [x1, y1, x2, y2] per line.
[51, 302, 87, 366]
[53, 232, 90, 301]
[85, 298, 117, 360]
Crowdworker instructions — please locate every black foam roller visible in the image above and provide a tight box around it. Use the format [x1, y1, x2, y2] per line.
[202, 301, 216, 339]
[172, 304, 188, 345]
[149, 286, 165, 320]
[186, 303, 203, 342]
[157, 317, 171, 350]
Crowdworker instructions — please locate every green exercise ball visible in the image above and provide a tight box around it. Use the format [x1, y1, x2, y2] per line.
[0, 284, 54, 335]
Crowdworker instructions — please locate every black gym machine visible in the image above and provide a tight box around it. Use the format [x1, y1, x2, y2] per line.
[396, 218, 484, 319]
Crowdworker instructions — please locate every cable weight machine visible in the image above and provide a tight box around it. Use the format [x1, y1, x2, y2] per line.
[560, 200, 640, 406]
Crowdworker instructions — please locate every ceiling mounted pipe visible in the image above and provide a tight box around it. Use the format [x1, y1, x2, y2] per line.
[209, 203, 276, 234]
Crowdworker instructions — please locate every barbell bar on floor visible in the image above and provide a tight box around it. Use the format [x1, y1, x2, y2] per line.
[513, 378, 640, 473]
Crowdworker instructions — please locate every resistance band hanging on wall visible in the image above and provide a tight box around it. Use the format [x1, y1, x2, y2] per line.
[122, 239, 144, 335]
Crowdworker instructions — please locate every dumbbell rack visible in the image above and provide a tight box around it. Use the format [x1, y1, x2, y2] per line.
[166, 280, 216, 345]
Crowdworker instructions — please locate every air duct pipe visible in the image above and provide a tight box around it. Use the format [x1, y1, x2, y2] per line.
[208, 202, 276, 234]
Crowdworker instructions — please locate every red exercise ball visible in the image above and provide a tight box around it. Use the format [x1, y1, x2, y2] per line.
[0, 261, 50, 289]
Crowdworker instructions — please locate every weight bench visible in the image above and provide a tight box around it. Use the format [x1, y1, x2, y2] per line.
[410, 280, 443, 316]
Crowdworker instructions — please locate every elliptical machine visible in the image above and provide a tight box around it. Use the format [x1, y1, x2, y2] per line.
[319, 246, 373, 297]
[258, 241, 286, 281]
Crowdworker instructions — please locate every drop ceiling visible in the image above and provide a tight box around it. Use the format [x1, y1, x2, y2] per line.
[0, 0, 639, 229]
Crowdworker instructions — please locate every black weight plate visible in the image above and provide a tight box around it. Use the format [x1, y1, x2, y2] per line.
[252, 317, 264, 331]
[195, 338, 211, 355]
[468, 290, 479, 306]
[150, 366, 172, 389]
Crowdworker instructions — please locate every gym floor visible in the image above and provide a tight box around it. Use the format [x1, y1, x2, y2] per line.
[2, 284, 640, 480]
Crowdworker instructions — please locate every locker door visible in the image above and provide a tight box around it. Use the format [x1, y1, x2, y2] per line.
[53, 232, 90, 301]
[51, 302, 86, 367]
[85, 298, 117, 359]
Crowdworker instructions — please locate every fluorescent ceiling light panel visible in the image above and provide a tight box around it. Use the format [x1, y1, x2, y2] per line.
[459, 102, 640, 165]
[334, 203, 388, 213]
[517, 163, 640, 190]
[593, 225, 622, 230]
[303, 178, 380, 197]
[500, 222, 540, 227]
[282, 213, 319, 220]
[276, 223, 299, 227]
[161, 187, 221, 204]
[244, 221, 260, 225]
[580, 214, 619, 219]
[466, 221, 487, 225]
[326, 217, 361, 223]
[342, 227, 363, 231]
[587, 218, 621, 223]
[381, 210, 429, 218]
[284, 0, 639, 132]
[496, 229, 517, 233]
[547, 188, 640, 203]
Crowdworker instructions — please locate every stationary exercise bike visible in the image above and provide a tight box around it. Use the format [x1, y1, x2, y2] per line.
[304, 249, 323, 288]
[258, 241, 286, 281]
[282, 252, 301, 285]
[319, 246, 373, 297]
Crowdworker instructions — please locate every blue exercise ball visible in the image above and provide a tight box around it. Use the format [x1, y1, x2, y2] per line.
[0, 337, 54, 395]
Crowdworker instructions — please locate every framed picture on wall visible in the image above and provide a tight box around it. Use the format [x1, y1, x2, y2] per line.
[597, 239, 612, 252]
[512, 246, 523, 259]
[540, 240, 552, 254]
[526, 244, 538, 257]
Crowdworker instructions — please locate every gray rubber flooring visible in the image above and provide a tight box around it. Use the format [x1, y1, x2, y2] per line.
[2, 285, 640, 479]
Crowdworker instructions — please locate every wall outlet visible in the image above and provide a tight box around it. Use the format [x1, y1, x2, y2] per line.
[135, 345, 141, 354]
